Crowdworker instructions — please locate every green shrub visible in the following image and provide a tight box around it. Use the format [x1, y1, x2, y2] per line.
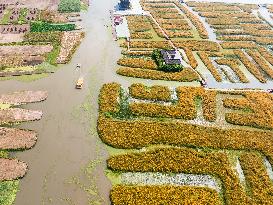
[58, 0, 81, 13]
[0, 180, 19, 205]
[30, 21, 76, 32]
[151, 49, 183, 72]
[24, 32, 63, 43]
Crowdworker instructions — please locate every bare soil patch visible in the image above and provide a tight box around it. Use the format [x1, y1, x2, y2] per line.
[0, 158, 27, 181]
[0, 127, 37, 150]
[0, 45, 53, 56]
[0, 91, 48, 105]
[0, 34, 24, 43]
[0, 108, 43, 124]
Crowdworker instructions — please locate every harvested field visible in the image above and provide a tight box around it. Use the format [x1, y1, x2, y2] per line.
[57, 31, 85, 64]
[0, 45, 53, 56]
[0, 127, 37, 150]
[0, 91, 48, 105]
[0, 34, 24, 43]
[0, 108, 43, 124]
[0, 158, 27, 181]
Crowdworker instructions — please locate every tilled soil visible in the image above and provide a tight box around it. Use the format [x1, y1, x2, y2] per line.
[0, 127, 37, 150]
[0, 91, 48, 105]
[0, 45, 53, 56]
[0, 108, 43, 124]
[0, 158, 27, 181]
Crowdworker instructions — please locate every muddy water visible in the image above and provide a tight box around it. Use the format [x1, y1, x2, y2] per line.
[0, 0, 130, 204]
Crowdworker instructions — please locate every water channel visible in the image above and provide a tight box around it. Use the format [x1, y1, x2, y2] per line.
[0, 0, 128, 204]
[0, 0, 273, 204]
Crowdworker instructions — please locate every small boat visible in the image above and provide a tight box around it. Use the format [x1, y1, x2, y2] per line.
[76, 77, 84, 89]
[76, 63, 81, 69]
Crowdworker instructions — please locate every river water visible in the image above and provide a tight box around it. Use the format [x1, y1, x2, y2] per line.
[0, 0, 128, 204]
[0, 0, 272, 204]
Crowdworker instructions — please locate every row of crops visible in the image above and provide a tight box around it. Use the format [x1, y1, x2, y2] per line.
[99, 0, 273, 204]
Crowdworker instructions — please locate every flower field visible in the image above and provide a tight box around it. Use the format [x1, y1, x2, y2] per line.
[129, 83, 171, 101]
[223, 91, 273, 129]
[111, 185, 221, 205]
[181, 1, 273, 84]
[105, 0, 273, 204]
[117, 66, 199, 82]
[98, 82, 273, 204]
[113, 0, 273, 85]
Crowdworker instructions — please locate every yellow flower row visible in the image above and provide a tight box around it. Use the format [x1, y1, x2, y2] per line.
[234, 49, 266, 83]
[111, 185, 222, 205]
[206, 17, 239, 25]
[130, 32, 153, 39]
[123, 41, 172, 49]
[121, 50, 153, 56]
[165, 30, 193, 38]
[117, 57, 157, 70]
[215, 58, 249, 83]
[239, 152, 273, 204]
[257, 46, 273, 66]
[247, 49, 273, 79]
[129, 86, 216, 121]
[198, 52, 222, 82]
[174, 40, 220, 52]
[184, 48, 198, 69]
[220, 41, 257, 49]
[107, 147, 250, 205]
[98, 114, 273, 162]
[98, 83, 121, 113]
[129, 83, 171, 101]
[175, 3, 208, 39]
[117, 67, 199, 82]
[224, 91, 273, 129]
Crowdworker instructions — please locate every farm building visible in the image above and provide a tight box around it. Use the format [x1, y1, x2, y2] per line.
[160, 50, 182, 65]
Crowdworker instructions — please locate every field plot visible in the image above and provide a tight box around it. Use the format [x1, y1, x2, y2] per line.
[0, 90, 47, 205]
[185, 1, 273, 88]
[0, 0, 86, 80]
[105, 0, 273, 204]
[97, 82, 273, 205]
[114, 0, 273, 89]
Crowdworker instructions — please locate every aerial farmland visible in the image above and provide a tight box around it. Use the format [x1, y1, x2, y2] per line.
[0, 0, 272, 205]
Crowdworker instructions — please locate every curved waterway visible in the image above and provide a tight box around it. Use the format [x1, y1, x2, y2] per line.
[0, 0, 128, 204]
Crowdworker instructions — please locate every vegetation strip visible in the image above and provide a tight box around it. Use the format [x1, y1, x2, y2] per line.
[111, 185, 222, 205]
